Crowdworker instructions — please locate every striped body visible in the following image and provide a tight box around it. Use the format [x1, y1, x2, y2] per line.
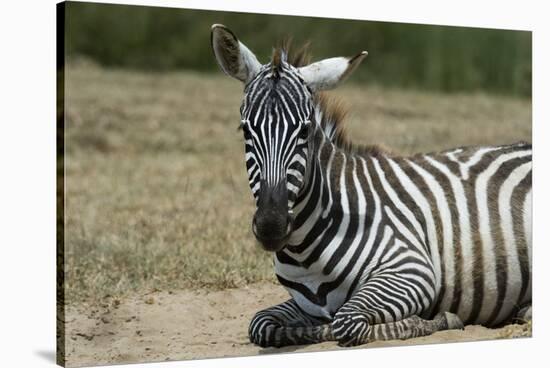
[210, 25, 531, 347]
[276, 126, 532, 327]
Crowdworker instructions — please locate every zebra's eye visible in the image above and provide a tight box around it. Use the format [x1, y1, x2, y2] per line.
[298, 125, 309, 140]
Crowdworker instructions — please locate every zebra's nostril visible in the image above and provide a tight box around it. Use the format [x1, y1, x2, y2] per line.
[252, 209, 292, 252]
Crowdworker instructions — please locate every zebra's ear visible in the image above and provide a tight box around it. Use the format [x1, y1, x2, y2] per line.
[211, 24, 261, 84]
[298, 51, 368, 91]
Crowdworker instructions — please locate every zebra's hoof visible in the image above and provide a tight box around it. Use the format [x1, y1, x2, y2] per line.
[440, 312, 464, 330]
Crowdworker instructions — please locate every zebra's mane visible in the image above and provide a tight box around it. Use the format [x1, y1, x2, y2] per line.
[273, 40, 388, 158]
[313, 93, 388, 157]
[272, 38, 312, 68]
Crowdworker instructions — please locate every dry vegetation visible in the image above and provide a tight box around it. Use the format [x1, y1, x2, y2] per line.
[63, 62, 531, 305]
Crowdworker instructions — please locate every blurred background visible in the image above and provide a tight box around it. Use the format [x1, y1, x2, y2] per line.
[61, 2, 532, 306]
[65, 2, 531, 96]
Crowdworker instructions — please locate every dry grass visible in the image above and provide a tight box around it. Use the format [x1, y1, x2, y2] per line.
[63, 63, 531, 305]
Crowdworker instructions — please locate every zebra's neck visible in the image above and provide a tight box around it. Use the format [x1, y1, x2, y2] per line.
[274, 103, 381, 318]
[281, 97, 375, 261]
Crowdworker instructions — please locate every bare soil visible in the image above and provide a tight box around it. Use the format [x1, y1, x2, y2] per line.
[63, 283, 531, 367]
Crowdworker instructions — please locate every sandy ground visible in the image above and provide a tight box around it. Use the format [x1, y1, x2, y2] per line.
[63, 283, 531, 367]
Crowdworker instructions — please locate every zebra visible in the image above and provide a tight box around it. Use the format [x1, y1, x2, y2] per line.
[210, 24, 532, 347]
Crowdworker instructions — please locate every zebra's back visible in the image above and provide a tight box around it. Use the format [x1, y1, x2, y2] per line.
[399, 142, 532, 326]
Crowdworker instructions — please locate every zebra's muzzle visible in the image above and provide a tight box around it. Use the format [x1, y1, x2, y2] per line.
[252, 212, 293, 252]
[252, 179, 294, 252]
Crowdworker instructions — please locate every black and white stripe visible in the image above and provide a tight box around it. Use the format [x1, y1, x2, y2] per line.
[242, 61, 313, 208]
[212, 32, 532, 347]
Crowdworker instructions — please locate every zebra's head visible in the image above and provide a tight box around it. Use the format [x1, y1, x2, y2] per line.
[211, 24, 367, 252]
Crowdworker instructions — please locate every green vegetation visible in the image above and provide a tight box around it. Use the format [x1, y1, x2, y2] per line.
[63, 64, 531, 304]
[64, 2, 531, 96]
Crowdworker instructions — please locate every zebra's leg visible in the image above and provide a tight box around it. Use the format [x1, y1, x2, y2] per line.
[332, 281, 463, 347]
[365, 312, 462, 343]
[249, 299, 333, 347]
[333, 308, 463, 347]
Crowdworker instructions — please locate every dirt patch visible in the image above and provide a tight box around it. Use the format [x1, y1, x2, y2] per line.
[63, 283, 531, 367]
